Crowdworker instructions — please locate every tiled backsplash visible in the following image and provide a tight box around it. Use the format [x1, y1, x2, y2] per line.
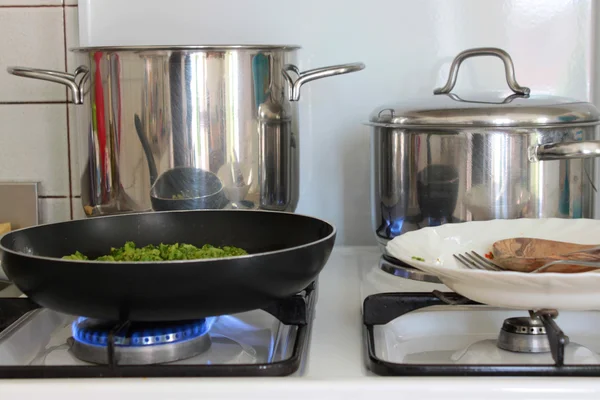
[0, 0, 82, 223]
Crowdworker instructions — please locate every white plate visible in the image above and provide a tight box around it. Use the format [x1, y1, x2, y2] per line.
[386, 218, 600, 311]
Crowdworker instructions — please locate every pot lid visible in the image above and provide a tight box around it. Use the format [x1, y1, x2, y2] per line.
[368, 93, 600, 128]
[368, 47, 600, 128]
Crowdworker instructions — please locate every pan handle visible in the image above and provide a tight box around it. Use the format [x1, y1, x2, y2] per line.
[282, 62, 365, 101]
[7, 66, 89, 104]
[530, 141, 600, 162]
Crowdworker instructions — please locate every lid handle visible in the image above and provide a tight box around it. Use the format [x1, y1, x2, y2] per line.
[433, 47, 531, 96]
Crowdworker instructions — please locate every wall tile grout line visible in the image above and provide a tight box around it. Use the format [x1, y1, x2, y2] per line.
[0, 101, 69, 105]
[0, 5, 64, 8]
[61, 3, 74, 220]
[64, 105, 74, 219]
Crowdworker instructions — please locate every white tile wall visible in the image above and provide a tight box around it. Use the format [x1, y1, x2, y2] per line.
[0, 7, 65, 102]
[0, 104, 68, 195]
[65, 5, 78, 71]
[39, 198, 70, 223]
[0, 1, 61, 6]
[65, 6, 80, 197]
[0, 1, 79, 223]
[71, 198, 85, 220]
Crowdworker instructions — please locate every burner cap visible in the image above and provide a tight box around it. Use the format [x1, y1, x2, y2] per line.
[497, 317, 551, 353]
[69, 318, 213, 365]
[502, 317, 546, 335]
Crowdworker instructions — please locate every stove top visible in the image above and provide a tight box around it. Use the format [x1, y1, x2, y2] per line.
[2, 247, 600, 400]
[0, 283, 316, 378]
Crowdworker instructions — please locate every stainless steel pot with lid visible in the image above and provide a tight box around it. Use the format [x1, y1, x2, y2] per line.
[8, 45, 365, 216]
[367, 47, 600, 254]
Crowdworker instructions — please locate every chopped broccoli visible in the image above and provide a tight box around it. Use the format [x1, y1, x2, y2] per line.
[63, 241, 247, 262]
[62, 251, 89, 261]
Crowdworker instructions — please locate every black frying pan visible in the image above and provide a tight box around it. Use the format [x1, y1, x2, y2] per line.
[0, 210, 335, 322]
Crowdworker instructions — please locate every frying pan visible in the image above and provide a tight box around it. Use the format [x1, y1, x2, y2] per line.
[0, 210, 335, 321]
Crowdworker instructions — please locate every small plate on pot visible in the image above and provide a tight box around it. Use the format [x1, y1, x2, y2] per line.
[386, 218, 600, 311]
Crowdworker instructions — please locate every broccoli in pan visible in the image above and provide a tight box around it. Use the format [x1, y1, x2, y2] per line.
[63, 241, 247, 261]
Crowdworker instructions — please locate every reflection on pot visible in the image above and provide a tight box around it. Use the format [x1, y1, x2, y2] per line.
[463, 184, 532, 221]
[216, 162, 254, 209]
[416, 164, 459, 225]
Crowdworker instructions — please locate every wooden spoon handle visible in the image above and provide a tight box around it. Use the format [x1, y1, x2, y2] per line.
[554, 252, 600, 262]
[562, 245, 600, 257]
[532, 260, 600, 273]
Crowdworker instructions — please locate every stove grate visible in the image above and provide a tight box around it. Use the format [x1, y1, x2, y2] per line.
[363, 291, 600, 376]
[0, 282, 316, 378]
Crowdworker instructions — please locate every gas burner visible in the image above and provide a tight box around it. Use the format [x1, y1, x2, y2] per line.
[68, 317, 213, 365]
[363, 292, 600, 376]
[497, 316, 555, 353]
[379, 255, 442, 284]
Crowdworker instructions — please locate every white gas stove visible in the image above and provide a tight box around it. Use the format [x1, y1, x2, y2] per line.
[1, 246, 600, 399]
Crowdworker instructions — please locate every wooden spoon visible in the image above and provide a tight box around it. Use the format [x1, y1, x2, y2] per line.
[491, 238, 600, 273]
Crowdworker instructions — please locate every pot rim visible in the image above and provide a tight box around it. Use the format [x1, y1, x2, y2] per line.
[70, 44, 302, 52]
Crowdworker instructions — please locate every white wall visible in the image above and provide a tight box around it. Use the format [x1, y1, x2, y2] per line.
[79, 0, 596, 245]
[0, 1, 79, 223]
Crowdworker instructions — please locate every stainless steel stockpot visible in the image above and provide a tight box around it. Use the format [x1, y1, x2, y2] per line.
[8, 45, 364, 216]
[367, 47, 600, 253]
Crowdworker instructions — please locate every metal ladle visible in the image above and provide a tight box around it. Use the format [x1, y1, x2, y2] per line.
[133, 115, 228, 211]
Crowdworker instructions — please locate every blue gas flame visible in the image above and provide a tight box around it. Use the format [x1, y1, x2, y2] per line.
[71, 317, 215, 348]
[389, 219, 404, 236]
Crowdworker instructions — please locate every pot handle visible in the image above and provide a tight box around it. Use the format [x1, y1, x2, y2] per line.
[530, 141, 600, 162]
[433, 47, 530, 96]
[6, 66, 89, 104]
[282, 62, 365, 101]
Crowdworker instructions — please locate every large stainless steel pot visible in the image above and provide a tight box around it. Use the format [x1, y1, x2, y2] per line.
[367, 47, 600, 254]
[8, 45, 364, 216]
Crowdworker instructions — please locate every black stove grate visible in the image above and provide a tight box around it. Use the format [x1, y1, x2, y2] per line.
[0, 282, 316, 378]
[363, 291, 600, 376]
[0, 298, 39, 333]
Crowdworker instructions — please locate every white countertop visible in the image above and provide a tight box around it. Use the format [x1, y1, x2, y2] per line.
[2, 246, 600, 399]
